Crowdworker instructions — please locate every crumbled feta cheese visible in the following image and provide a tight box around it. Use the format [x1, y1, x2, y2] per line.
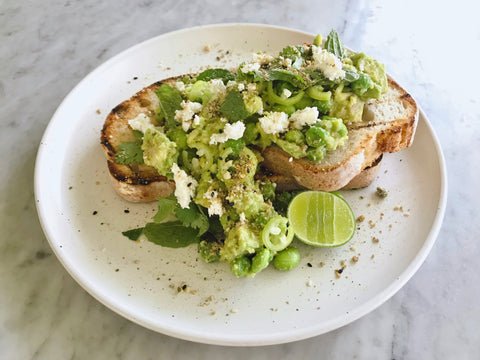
[247, 83, 257, 92]
[252, 52, 275, 65]
[311, 45, 345, 81]
[175, 100, 203, 132]
[127, 113, 155, 133]
[239, 212, 246, 224]
[175, 81, 186, 92]
[282, 88, 292, 98]
[289, 107, 320, 129]
[241, 62, 261, 73]
[278, 56, 292, 68]
[208, 79, 227, 97]
[203, 190, 224, 217]
[171, 163, 197, 209]
[259, 112, 289, 134]
[193, 115, 201, 127]
[237, 83, 245, 91]
[209, 121, 246, 145]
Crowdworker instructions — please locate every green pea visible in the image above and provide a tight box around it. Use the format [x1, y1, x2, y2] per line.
[273, 246, 300, 271]
[198, 239, 221, 263]
[230, 256, 252, 277]
[251, 248, 274, 274]
[305, 126, 327, 148]
[306, 146, 326, 161]
[285, 130, 305, 144]
[351, 73, 374, 97]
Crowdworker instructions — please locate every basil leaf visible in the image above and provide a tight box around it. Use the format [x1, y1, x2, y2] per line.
[155, 84, 183, 130]
[267, 69, 306, 88]
[143, 221, 200, 248]
[324, 29, 345, 59]
[115, 142, 144, 165]
[122, 227, 144, 241]
[278, 46, 304, 69]
[219, 90, 249, 122]
[174, 203, 209, 236]
[197, 68, 236, 83]
[153, 195, 178, 222]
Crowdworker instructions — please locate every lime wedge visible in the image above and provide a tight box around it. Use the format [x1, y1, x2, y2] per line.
[287, 191, 355, 247]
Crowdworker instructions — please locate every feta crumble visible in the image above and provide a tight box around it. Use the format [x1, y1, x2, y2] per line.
[175, 100, 203, 132]
[241, 62, 261, 73]
[175, 81, 186, 92]
[203, 190, 224, 217]
[311, 45, 345, 81]
[128, 113, 155, 134]
[252, 52, 275, 65]
[209, 121, 246, 145]
[289, 107, 320, 129]
[208, 79, 227, 98]
[171, 163, 197, 209]
[259, 112, 289, 134]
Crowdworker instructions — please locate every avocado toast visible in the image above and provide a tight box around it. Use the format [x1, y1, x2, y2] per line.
[100, 30, 418, 276]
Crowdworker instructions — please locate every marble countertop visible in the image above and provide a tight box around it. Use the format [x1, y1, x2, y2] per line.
[1, 0, 479, 359]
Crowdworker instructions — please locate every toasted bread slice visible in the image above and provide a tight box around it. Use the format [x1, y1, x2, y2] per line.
[257, 154, 383, 192]
[101, 82, 174, 202]
[259, 77, 418, 191]
[101, 75, 417, 201]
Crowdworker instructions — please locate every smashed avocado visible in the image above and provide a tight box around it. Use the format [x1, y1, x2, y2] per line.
[116, 30, 388, 277]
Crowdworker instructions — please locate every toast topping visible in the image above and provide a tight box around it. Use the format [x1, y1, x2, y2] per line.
[101, 30, 417, 278]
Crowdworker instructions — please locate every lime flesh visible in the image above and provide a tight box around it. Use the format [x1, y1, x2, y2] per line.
[287, 191, 355, 247]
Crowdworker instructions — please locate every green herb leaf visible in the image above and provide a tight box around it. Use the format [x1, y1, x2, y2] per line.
[324, 30, 345, 59]
[143, 221, 200, 248]
[278, 46, 304, 69]
[266, 69, 306, 88]
[132, 130, 143, 141]
[155, 84, 183, 130]
[174, 203, 209, 236]
[219, 90, 249, 122]
[153, 195, 178, 222]
[197, 68, 236, 83]
[115, 142, 144, 165]
[122, 227, 144, 241]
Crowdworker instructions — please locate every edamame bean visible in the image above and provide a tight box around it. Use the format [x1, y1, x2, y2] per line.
[251, 248, 273, 274]
[230, 256, 251, 277]
[273, 246, 300, 271]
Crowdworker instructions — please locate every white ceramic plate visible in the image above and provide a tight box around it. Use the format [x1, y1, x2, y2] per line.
[35, 24, 447, 346]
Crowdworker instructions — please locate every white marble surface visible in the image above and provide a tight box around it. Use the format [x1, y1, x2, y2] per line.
[1, 0, 479, 359]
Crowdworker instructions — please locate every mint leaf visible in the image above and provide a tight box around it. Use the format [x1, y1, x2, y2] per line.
[143, 222, 200, 248]
[155, 84, 183, 130]
[266, 69, 306, 88]
[278, 46, 304, 69]
[153, 195, 178, 222]
[219, 90, 249, 122]
[122, 227, 144, 241]
[324, 30, 345, 59]
[132, 130, 143, 141]
[174, 203, 209, 236]
[115, 142, 144, 165]
[197, 68, 236, 83]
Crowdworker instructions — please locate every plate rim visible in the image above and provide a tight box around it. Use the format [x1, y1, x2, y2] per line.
[34, 23, 448, 346]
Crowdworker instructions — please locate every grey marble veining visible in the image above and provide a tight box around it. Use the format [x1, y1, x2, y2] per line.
[1, 0, 479, 359]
